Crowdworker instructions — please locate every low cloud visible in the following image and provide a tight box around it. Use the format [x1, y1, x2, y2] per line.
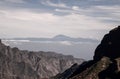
[59, 41, 72, 46]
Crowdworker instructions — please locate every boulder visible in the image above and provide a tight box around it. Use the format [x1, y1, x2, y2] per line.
[94, 26, 120, 61]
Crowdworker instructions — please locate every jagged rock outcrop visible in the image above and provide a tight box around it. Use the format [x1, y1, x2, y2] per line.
[53, 26, 120, 79]
[0, 40, 84, 79]
[70, 57, 120, 79]
[94, 26, 120, 61]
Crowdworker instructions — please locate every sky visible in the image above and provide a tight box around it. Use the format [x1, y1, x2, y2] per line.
[0, 0, 120, 39]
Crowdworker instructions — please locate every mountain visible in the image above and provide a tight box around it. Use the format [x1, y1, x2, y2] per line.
[0, 39, 84, 79]
[3, 34, 99, 43]
[53, 35, 72, 39]
[53, 35, 99, 42]
[2, 35, 99, 60]
[52, 26, 120, 79]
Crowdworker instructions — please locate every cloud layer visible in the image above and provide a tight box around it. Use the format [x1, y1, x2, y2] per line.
[0, 0, 119, 39]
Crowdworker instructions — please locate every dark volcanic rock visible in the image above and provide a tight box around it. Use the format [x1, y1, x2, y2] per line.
[53, 26, 120, 79]
[0, 40, 83, 79]
[51, 63, 79, 79]
[94, 26, 120, 61]
[70, 57, 120, 79]
[71, 57, 111, 79]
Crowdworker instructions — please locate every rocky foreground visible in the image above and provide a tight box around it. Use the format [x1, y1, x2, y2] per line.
[52, 26, 120, 79]
[0, 39, 83, 79]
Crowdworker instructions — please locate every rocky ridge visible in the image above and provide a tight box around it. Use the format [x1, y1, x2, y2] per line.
[53, 26, 120, 79]
[0, 40, 84, 79]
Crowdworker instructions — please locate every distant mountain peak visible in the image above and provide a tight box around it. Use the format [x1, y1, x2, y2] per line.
[53, 35, 71, 39]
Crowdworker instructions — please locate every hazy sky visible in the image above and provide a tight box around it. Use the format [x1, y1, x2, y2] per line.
[0, 0, 120, 39]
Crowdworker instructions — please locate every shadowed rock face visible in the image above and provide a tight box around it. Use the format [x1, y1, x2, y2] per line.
[52, 26, 120, 79]
[0, 40, 83, 79]
[94, 26, 120, 61]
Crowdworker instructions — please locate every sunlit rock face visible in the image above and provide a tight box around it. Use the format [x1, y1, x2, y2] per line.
[0, 40, 83, 79]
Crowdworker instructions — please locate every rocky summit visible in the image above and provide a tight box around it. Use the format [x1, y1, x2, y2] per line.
[94, 26, 120, 61]
[53, 26, 120, 79]
[0, 39, 84, 79]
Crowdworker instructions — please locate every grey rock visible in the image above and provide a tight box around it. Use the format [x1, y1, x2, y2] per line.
[0, 40, 84, 79]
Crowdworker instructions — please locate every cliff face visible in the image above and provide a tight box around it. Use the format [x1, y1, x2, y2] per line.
[94, 26, 120, 61]
[53, 26, 120, 79]
[0, 40, 83, 79]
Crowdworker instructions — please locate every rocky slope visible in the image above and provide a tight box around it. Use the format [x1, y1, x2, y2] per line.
[53, 26, 120, 79]
[0, 40, 84, 79]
